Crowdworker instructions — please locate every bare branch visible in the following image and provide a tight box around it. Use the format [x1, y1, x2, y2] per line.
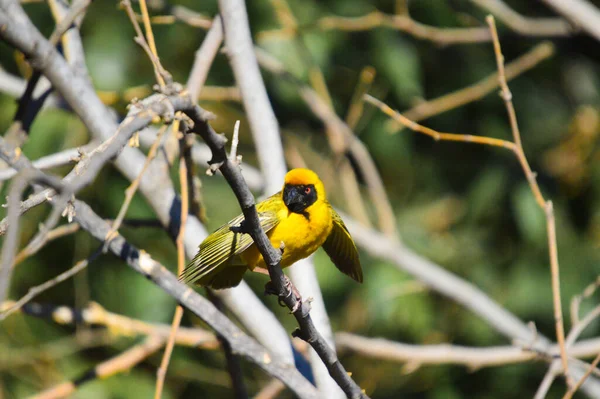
[564, 353, 600, 399]
[387, 42, 554, 130]
[541, 0, 600, 41]
[0, 0, 295, 375]
[187, 16, 223, 102]
[487, 15, 569, 385]
[0, 246, 101, 320]
[219, 0, 287, 194]
[32, 336, 166, 399]
[155, 121, 188, 399]
[219, 1, 364, 396]
[336, 332, 600, 369]
[0, 143, 97, 182]
[10, 301, 219, 349]
[313, 11, 493, 44]
[256, 49, 399, 241]
[472, 0, 573, 36]
[71, 198, 318, 397]
[0, 112, 318, 399]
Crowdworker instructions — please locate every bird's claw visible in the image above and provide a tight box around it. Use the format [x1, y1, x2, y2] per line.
[229, 219, 249, 234]
[264, 276, 303, 311]
[263, 281, 279, 297]
[290, 296, 313, 314]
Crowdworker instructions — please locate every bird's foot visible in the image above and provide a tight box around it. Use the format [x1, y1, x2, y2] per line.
[290, 295, 312, 314]
[264, 280, 279, 297]
[264, 276, 303, 311]
[229, 219, 249, 234]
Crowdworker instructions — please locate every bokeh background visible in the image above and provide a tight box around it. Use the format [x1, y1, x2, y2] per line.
[2, 0, 600, 398]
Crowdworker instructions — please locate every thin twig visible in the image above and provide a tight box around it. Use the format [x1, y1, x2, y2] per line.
[363, 16, 571, 392]
[541, 0, 600, 42]
[230, 120, 241, 162]
[272, 10, 494, 44]
[0, 2, 298, 385]
[364, 94, 516, 151]
[105, 124, 168, 243]
[535, 362, 561, 399]
[154, 120, 187, 399]
[47, 0, 91, 46]
[0, 167, 63, 304]
[256, 49, 399, 240]
[0, 143, 97, 182]
[386, 42, 554, 131]
[471, 0, 572, 36]
[566, 306, 600, 348]
[207, 291, 249, 398]
[11, 301, 219, 349]
[138, 0, 159, 71]
[186, 16, 223, 102]
[487, 15, 569, 386]
[0, 246, 102, 321]
[218, 1, 367, 396]
[13, 223, 80, 266]
[570, 277, 600, 326]
[267, 1, 375, 238]
[564, 352, 600, 399]
[120, 0, 172, 87]
[32, 336, 166, 399]
[346, 66, 376, 130]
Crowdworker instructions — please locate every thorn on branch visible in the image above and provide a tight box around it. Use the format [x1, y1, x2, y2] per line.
[206, 160, 224, 176]
[61, 198, 76, 223]
[229, 120, 241, 164]
[290, 296, 312, 315]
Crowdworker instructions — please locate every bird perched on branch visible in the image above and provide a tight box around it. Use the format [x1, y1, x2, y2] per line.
[181, 168, 363, 289]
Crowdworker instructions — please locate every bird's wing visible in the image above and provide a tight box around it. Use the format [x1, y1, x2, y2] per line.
[181, 194, 282, 285]
[322, 208, 363, 283]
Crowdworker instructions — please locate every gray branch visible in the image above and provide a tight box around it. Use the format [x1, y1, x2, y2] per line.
[541, 0, 600, 41]
[0, 0, 294, 371]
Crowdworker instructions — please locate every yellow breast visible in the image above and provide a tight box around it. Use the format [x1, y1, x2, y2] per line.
[241, 201, 333, 269]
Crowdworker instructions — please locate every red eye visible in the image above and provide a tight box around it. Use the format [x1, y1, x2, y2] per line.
[305, 187, 311, 194]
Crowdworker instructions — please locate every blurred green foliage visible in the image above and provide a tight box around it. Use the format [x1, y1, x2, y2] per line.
[2, 0, 600, 398]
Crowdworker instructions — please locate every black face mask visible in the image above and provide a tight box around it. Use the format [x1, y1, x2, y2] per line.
[283, 184, 317, 214]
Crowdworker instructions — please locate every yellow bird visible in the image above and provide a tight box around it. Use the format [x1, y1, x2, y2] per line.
[182, 168, 363, 289]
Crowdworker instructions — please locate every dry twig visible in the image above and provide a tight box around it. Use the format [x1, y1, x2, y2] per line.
[32, 336, 166, 399]
[386, 42, 554, 131]
[0, 245, 99, 321]
[363, 14, 570, 392]
[154, 121, 187, 399]
[487, 15, 569, 388]
[471, 0, 572, 36]
[13, 223, 80, 266]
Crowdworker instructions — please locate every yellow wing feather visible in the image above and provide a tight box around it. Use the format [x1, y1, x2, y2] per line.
[322, 208, 363, 283]
[181, 193, 282, 285]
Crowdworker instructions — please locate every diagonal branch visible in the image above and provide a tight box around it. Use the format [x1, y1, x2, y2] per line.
[0, 0, 296, 374]
[0, 112, 319, 399]
[218, 1, 359, 397]
[181, 96, 368, 398]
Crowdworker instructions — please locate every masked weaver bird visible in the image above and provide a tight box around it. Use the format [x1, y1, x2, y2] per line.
[181, 168, 363, 289]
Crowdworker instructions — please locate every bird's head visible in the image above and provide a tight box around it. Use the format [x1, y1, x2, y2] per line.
[282, 168, 326, 214]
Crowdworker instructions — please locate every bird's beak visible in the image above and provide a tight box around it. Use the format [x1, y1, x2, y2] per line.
[283, 186, 305, 213]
